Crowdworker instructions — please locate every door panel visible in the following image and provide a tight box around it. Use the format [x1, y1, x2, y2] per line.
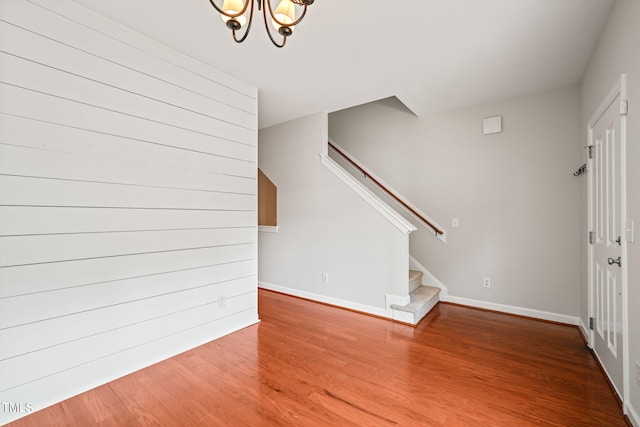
[590, 91, 624, 397]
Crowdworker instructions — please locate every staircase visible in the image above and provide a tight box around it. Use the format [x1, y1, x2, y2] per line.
[391, 270, 440, 325]
[324, 140, 445, 325]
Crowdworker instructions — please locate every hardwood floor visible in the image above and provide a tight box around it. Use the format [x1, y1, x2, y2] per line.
[8, 289, 627, 426]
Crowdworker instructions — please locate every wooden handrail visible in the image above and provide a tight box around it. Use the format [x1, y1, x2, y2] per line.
[328, 141, 444, 236]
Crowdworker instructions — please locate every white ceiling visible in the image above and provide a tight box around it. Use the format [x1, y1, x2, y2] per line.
[71, 0, 614, 129]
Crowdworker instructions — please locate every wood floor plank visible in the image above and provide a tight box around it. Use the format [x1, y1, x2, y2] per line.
[6, 289, 627, 426]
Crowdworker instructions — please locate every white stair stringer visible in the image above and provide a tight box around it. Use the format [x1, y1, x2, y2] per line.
[391, 270, 440, 325]
[320, 154, 416, 234]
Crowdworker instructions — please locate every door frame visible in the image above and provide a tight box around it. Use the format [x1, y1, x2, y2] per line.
[587, 73, 629, 413]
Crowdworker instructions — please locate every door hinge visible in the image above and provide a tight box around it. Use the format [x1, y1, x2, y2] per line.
[620, 99, 628, 115]
[587, 145, 593, 159]
[588, 231, 594, 245]
[589, 317, 594, 330]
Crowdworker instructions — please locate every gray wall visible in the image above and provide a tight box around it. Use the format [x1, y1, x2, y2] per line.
[0, 1, 258, 423]
[258, 113, 410, 316]
[581, 0, 640, 418]
[329, 85, 582, 320]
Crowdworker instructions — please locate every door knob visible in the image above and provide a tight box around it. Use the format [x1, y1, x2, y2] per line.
[608, 257, 622, 267]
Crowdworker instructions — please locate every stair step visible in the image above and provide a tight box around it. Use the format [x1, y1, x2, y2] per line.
[390, 285, 440, 325]
[391, 285, 440, 313]
[409, 284, 440, 303]
[409, 269, 423, 292]
[409, 270, 423, 282]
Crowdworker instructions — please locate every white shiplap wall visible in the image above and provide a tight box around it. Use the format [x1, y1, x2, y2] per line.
[0, 0, 258, 423]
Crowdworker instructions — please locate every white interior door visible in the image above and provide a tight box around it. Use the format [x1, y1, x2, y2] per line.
[588, 76, 627, 400]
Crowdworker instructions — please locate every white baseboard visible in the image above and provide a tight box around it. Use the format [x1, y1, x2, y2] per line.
[441, 295, 580, 325]
[577, 318, 591, 345]
[258, 281, 390, 319]
[409, 255, 448, 298]
[627, 402, 640, 427]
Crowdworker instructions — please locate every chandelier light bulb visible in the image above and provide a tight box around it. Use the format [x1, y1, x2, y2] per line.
[220, 0, 247, 28]
[272, 0, 296, 35]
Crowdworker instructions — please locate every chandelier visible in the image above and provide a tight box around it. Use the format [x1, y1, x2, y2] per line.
[207, 0, 315, 48]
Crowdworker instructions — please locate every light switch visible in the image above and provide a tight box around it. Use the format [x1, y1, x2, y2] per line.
[452, 218, 459, 228]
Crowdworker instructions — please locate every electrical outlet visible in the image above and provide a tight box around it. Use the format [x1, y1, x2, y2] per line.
[322, 273, 329, 284]
[218, 294, 226, 309]
[636, 360, 640, 385]
[483, 277, 491, 288]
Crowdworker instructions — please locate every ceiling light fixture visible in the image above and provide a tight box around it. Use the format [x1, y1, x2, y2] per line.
[208, 0, 314, 48]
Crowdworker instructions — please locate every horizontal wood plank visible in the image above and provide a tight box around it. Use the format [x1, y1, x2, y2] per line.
[0, 144, 256, 195]
[0, 259, 256, 329]
[0, 113, 257, 166]
[0, 175, 256, 211]
[0, 206, 256, 236]
[0, 227, 256, 268]
[0, 243, 257, 298]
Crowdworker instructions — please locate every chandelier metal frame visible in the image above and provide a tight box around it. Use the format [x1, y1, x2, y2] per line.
[207, 0, 314, 48]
